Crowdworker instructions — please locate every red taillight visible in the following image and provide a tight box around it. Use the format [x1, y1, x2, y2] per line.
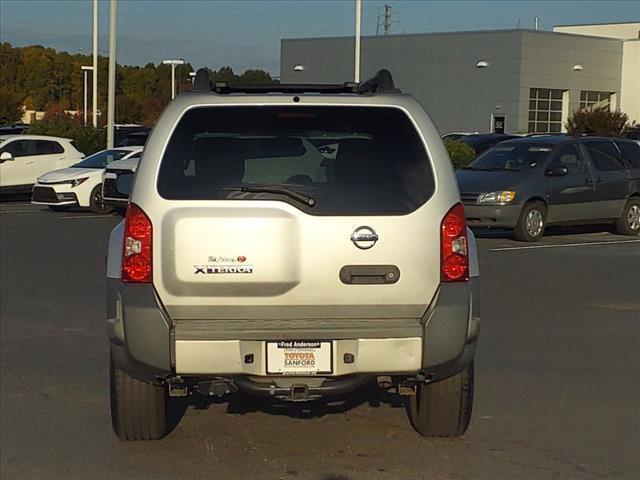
[122, 203, 152, 283]
[441, 203, 469, 282]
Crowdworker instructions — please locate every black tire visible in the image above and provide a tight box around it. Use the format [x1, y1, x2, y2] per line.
[407, 361, 474, 437]
[109, 355, 168, 441]
[89, 184, 112, 214]
[615, 198, 640, 236]
[48, 205, 70, 212]
[514, 201, 546, 242]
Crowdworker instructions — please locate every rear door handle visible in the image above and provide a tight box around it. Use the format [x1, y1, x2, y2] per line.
[339, 265, 400, 284]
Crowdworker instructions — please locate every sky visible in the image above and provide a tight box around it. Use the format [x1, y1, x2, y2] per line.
[1, 0, 639, 75]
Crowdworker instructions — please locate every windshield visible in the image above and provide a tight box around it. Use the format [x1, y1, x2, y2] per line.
[157, 106, 435, 215]
[72, 149, 132, 168]
[468, 143, 553, 170]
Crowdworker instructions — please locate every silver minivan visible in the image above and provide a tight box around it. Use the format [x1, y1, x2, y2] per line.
[106, 70, 480, 440]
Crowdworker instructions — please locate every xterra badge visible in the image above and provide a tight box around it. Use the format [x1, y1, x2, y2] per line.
[194, 265, 253, 274]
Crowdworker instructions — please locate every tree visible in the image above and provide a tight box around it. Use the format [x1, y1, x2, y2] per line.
[27, 117, 105, 155]
[237, 69, 274, 84]
[116, 94, 144, 124]
[444, 140, 476, 169]
[213, 66, 237, 83]
[566, 108, 630, 137]
[0, 89, 23, 124]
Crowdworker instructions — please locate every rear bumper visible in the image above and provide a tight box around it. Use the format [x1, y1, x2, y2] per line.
[107, 279, 480, 387]
[464, 203, 521, 228]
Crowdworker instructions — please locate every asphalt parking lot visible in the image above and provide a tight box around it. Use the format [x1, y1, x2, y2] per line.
[1, 201, 639, 480]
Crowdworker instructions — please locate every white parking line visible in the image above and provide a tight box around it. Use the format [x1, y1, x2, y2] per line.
[59, 215, 117, 219]
[490, 240, 640, 251]
[0, 210, 43, 214]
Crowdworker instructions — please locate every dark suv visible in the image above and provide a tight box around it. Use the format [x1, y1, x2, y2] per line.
[456, 136, 640, 241]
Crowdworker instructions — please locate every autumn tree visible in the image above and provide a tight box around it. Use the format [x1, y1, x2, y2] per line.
[0, 42, 277, 126]
[0, 89, 23, 124]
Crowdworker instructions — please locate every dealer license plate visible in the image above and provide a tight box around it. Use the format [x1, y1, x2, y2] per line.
[266, 340, 333, 375]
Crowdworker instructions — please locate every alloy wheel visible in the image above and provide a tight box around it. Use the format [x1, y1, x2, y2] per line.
[526, 209, 544, 237]
[628, 204, 640, 231]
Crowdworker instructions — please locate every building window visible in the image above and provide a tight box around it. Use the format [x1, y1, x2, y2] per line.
[528, 88, 564, 134]
[579, 91, 611, 111]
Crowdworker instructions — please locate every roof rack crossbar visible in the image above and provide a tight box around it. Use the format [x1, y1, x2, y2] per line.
[214, 83, 359, 94]
[188, 68, 400, 95]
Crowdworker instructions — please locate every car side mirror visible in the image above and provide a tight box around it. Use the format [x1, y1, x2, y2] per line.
[116, 173, 134, 196]
[546, 165, 569, 177]
[0, 151, 14, 163]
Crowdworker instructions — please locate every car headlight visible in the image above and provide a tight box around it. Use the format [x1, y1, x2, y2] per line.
[70, 177, 89, 187]
[478, 191, 516, 204]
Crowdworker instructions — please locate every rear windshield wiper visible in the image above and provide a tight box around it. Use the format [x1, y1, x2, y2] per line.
[224, 185, 316, 207]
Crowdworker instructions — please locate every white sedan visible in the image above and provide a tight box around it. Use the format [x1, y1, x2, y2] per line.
[31, 147, 142, 213]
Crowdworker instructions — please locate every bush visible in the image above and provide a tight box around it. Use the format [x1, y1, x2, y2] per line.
[444, 139, 476, 169]
[27, 117, 106, 155]
[566, 108, 630, 137]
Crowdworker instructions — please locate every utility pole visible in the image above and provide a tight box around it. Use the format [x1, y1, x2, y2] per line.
[107, 0, 117, 149]
[92, 0, 98, 128]
[376, 4, 392, 36]
[383, 4, 391, 36]
[354, 0, 361, 82]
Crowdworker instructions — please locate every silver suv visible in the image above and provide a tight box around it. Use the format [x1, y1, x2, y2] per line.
[106, 70, 480, 440]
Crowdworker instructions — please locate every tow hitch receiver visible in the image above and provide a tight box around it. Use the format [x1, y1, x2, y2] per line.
[290, 384, 309, 401]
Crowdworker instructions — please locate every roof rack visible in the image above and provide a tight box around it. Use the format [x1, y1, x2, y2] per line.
[214, 83, 359, 94]
[190, 69, 400, 95]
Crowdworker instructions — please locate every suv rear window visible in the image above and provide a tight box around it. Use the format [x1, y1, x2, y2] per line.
[157, 106, 434, 215]
[35, 140, 64, 155]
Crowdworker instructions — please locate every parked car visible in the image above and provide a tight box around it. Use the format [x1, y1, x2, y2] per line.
[457, 133, 520, 156]
[31, 147, 142, 213]
[456, 136, 640, 241]
[106, 69, 481, 440]
[0, 122, 29, 136]
[111, 124, 150, 147]
[441, 131, 479, 142]
[101, 154, 140, 209]
[119, 131, 149, 147]
[0, 135, 85, 193]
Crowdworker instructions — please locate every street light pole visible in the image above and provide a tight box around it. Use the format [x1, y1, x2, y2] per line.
[81, 66, 94, 126]
[354, 0, 361, 82]
[162, 59, 185, 100]
[92, 0, 98, 128]
[107, 0, 117, 149]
